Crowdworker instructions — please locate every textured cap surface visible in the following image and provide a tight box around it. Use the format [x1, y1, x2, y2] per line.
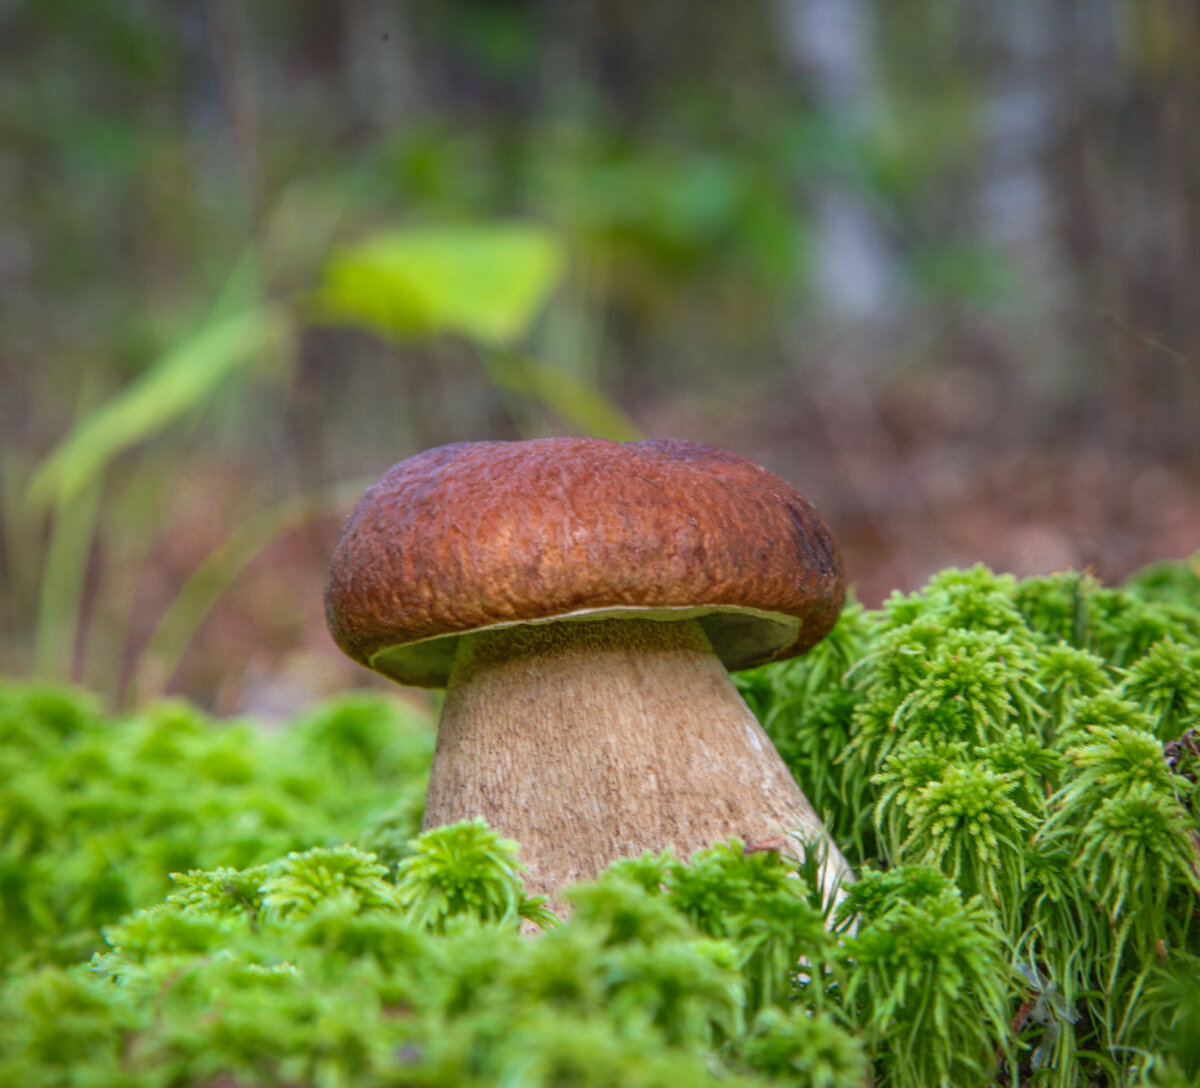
[325, 438, 845, 686]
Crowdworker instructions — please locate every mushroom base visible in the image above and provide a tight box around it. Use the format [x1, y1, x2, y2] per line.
[423, 616, 852, 913]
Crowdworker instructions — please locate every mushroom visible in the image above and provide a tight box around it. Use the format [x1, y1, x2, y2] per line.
[325, 438, 852, 910]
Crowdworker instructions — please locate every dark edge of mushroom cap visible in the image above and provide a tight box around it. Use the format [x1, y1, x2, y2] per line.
[325, 437, 846, 687]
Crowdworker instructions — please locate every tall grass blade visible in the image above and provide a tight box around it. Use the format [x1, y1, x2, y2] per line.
[32, 482, 102, 681]
[135, 478, 373, 701]
[27, 303, 289, 511]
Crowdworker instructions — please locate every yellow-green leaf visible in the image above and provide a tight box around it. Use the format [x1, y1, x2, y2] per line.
[314, 223, 564, 347]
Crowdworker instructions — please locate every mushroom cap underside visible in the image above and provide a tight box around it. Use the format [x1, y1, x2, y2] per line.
[325, 437, 845, 687]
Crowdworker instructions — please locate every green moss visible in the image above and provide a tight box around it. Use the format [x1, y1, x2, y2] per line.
[0, 686, 432, 971]
[739, 556, 1200, 1085]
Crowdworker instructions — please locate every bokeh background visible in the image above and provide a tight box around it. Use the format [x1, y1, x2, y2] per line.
[2, 0, 1199, 716]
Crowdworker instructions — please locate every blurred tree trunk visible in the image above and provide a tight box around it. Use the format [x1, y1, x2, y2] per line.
[773, 0, 900, 327]
[1100, 0, 1200, 458]
[770, 0, 948, 576]
[344, 0, 421, 130]
[969, 0, 1077, 421]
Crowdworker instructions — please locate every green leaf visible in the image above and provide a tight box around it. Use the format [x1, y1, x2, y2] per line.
[314, 222, 564, 346]
[28, 303, 289, 510]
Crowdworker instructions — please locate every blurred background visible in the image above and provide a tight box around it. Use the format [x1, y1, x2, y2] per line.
[2, 0, 1198, 716]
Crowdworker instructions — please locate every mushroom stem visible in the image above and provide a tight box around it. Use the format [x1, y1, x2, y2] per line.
[423, 616, 851, 911]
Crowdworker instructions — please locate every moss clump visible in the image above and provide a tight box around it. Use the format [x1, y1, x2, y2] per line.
[738, 556, 1200, 1085]
[0, 687, 433, 970]
[1, 827, 866, 1088]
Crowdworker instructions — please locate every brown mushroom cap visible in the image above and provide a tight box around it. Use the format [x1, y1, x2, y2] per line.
[325, 437, 845, 687]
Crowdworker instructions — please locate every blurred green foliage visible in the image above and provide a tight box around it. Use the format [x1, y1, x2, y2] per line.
[17, 209, 630, 702]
